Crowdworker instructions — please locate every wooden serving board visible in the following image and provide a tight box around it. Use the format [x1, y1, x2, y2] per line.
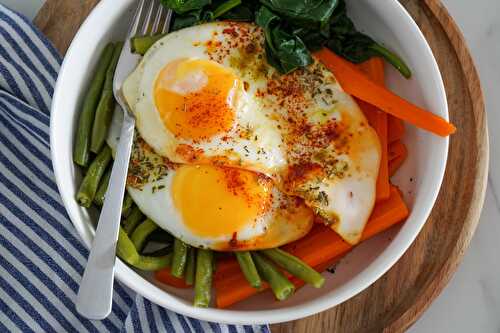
[35, 1, 488, 331]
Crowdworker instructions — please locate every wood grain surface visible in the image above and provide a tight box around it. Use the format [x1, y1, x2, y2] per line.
[35, 0, 488, 332]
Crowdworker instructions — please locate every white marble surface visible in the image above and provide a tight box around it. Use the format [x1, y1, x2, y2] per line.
[2, 0, 499, 331]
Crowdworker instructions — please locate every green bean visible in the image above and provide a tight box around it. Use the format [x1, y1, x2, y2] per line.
[76, 146, 112, 207]
[185, 247, 196, 286]
[94, 174, 131, 212]
[90, 42, 123, 153]
[130, 34, 166, 55]
[134, 254, 172, 271]
[117, 226, 140, 265]
[93, 167, 111, 206]
[122, 205, 144, 235]
[194, 249, 214, 307]
[121, 193, 134, 217]
[252, 253, 295, 301]
[117, 226, 171, 271]
[261, 248, 325, 288]
[171, 238, 189, 278]
[235, 251, 262, 289]
[130, 219, 158, 252]
[73, 43, 114, 166]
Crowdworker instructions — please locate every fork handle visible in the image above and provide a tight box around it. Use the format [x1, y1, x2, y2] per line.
[76, 111, 135, 320]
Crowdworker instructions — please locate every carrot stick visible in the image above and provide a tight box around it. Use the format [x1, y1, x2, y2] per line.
[388, 115, 405, 143]
[388, 141, 408, 176]
[356, 58, 390, 201]
[214, 186, 409, 308]
[388, 141, 408, 162]
[315, 49, 455, 137]
[389, 154, 407, 177]
[155, 268, 191, 289]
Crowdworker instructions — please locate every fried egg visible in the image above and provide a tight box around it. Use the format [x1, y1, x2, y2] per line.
[107, 111, 313, 251]
[122, 22, 381, 245]
[122, 25, 287, 177]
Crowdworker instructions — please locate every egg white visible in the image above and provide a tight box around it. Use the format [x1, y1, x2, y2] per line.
[120, 21, 381, 245]
[122, 23, 287, 177]
[107, 109, 313, 250]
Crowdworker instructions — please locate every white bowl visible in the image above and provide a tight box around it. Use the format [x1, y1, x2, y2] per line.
[51, 0, 448, 324]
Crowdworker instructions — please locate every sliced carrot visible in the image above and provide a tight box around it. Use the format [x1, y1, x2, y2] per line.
[388, 115, 406, 143]
[214, 186, 409, 308]
[155, 268, 191, 289]
[388, 140, 408, 162]
[356, 58, 390, 201]
[389, 154, 407, 177]
[388, 141, 408, 176]
[315, 49, 455, 137]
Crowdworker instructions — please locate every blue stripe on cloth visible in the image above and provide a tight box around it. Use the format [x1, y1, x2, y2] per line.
[0, 43, 50, 112]
[0, 316, 11, 333]
[0, 25, 55, 94]
[0, 216, 128, 325]
[209, 321, 223, 333]
[1, 105, 50, 148]
[0, 89, 50, 125]
[0, 4, 269, 333]
[0, 273, 58, 333]
[176, 313, 192, 332]
[0, 9, 60, 78]
[0, 296, 36, 333]
[143, 300, 159, 333]
[158, 307, 176, 332]
[187, 316, 205, 333]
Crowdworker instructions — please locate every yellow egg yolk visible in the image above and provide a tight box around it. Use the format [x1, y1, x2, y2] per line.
[154, 58, 240, 141]
[171, 165, 273, 238]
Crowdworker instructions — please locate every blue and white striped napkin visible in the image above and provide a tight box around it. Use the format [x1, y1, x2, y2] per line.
[0, 5, 269, 332]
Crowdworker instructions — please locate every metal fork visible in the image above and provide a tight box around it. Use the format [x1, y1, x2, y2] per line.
[76, 0, 172, 320]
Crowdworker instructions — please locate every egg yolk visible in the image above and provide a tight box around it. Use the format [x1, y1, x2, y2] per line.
[171, 165, 273, 238]
[154, 58, 240, 141]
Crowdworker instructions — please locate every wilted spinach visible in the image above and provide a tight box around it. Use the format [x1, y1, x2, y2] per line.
[255, 6, 313, 73]
[160, 0, 210, 14]
[260, 0, 338, 27]
[160, 0, 411, 77]
[325, 0, 412, 78]
[166, 0, 243, 31]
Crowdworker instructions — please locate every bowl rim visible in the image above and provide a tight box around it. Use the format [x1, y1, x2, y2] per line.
[50, 0, 449, 325]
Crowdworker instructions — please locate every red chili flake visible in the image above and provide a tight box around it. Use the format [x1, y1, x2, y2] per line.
[229, 232, 238, 247]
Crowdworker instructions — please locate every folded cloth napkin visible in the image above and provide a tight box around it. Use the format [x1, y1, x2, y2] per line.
[0, 5, 269, 333]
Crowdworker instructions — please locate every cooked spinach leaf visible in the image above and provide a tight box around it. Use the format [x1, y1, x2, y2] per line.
[256, 6, 313, 73]
[171, 9, 204, 30]
[159, 0, 411, 77]
[326, 0, 412, 77]
[220, 2, 256, 21]
[169, 0, 243, 31]
[160, 0, 210, 14]
[260, 0, 338, 27]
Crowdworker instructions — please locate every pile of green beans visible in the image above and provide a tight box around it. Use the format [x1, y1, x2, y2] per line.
[74, 37, 327, 308]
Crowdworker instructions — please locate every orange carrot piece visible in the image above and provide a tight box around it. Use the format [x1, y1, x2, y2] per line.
[155, 268, 191, 289]
[388, 140, 408, 162]
[356, 58, 390, 201]
[388, 115, 405, 143]
[388, 141, 408, 176]
[214, 186, 409, 308]
[389, 154, 407, 177]
[315, 49, 455, 137]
